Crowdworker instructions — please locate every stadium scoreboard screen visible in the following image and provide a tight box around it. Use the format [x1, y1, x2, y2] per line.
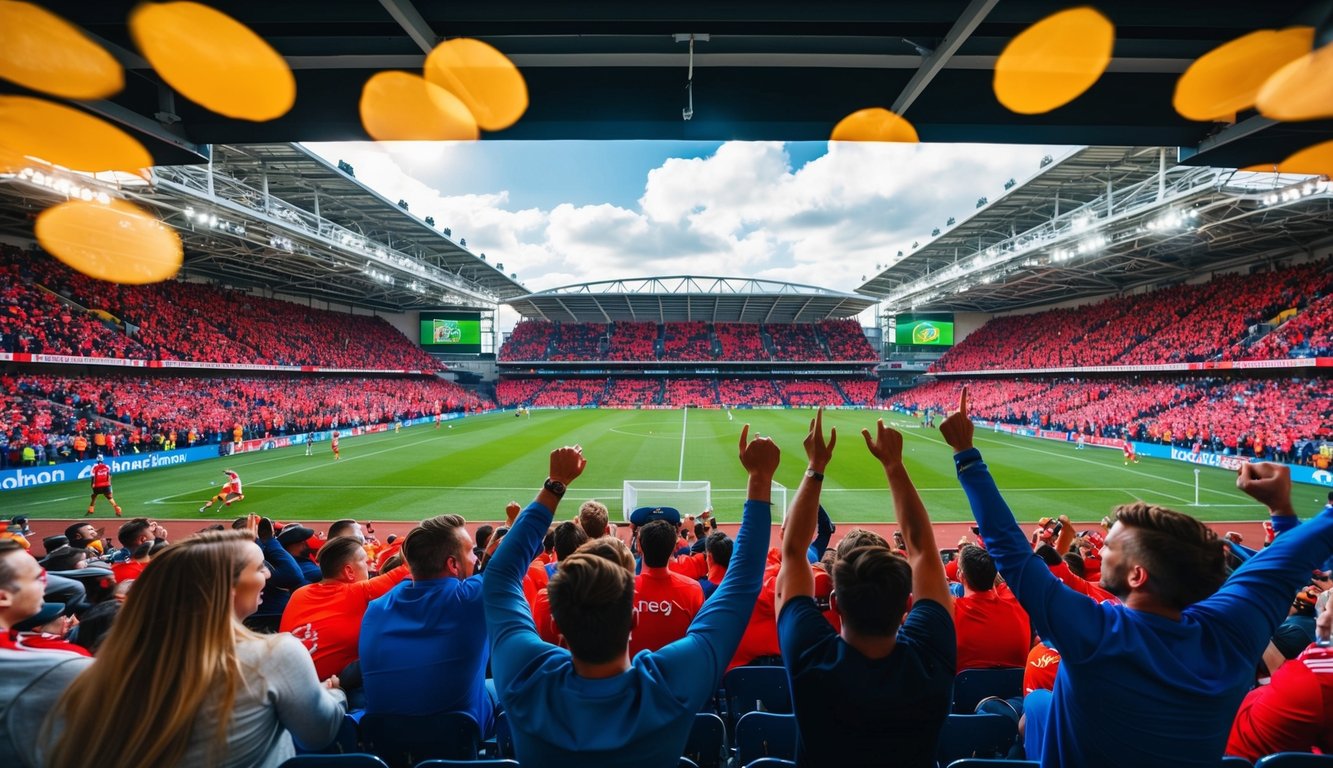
[894, 314, 955, 347]
[419, 311, 482, 353]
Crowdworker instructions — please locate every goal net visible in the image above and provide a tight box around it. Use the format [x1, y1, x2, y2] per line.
[621, 480, 788, 521]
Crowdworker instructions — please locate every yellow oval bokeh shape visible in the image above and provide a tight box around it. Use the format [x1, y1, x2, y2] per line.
[830, 108, 919, 142]
[1174, 27, 1313, 121]
[360, 71, 479, 141]
[1257, 42, 1333, 121]
[1274, 139, 1333, 175]
[36, 199, 183, 285]
[0, 1, 123, 99]
[424, 38, 528, 132]
[994, 7, 1114, 115]
[0, 95, 152, 173]
[129, 1, 295, 121]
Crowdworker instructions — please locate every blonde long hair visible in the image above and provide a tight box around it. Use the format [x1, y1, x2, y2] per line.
[46, 530, 264, 768]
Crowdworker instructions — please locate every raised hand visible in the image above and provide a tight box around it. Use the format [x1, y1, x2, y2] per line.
[803, 407, 837, 472]
[939, 386, 975, 453]
[1236, 462, 1293, 515]
[738, 424, 780, 478]
[861, 419, 904, 468]
[505, 500, 521, 525]
[549, 445, 586, 485]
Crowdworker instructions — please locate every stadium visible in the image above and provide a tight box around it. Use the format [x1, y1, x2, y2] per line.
[3, 3, 1333, 768]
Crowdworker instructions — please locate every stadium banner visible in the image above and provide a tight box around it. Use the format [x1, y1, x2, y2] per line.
[0, 446, 218, 492]
[934, 357, 1331, 377]
[1133, 442, 1250, 471]
[0, 352, 430, 374]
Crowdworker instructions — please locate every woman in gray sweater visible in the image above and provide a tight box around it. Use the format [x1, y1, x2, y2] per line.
[42, 527, 346, 768]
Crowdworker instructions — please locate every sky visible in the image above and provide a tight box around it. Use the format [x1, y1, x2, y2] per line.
[306, 140, 1070, 329]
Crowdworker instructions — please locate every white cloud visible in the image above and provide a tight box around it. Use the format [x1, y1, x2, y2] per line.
[308, 139, 1066, 302]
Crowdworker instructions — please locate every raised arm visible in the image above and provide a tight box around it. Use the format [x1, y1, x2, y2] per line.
[483, 447, 586, 689]
[776, 408, 836, 617]
[864, 418, 952, 614]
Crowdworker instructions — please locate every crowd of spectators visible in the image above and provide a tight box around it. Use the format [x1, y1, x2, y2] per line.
[775, 379, 846, 407]
[0, 246, 441, 371]
[894, 376, 1333, 462]
[0, 373, 490, 468]
[663, 379, 718, 408]
[602, 379, 663, 407]
[499, 320, 875, 363]
[932, 259, 1333, 371]
[496, 377, 877, 409]
[529, 379, 606, 408]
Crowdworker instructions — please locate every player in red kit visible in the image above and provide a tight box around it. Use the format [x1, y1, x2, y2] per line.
[86, 456, 122, 517]
[199, 469, 245, 512]
[1122, 441, 1138, 465]
[331, 430, 341, 460]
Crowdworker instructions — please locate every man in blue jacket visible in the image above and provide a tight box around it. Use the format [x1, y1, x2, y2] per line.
[940, 387, 1333, 768]
[483, 429, 777, 768]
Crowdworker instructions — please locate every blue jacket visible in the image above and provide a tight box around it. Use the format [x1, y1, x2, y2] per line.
[484, 498, 770, 768]
[955, 447, 1333, 768]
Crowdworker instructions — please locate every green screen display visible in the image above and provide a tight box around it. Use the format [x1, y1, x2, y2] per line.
[894, 317, 955, 346]
[419, 311, 482, 352]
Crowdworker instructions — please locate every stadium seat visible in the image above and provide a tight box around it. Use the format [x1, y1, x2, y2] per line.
[493, 712, 513, 758]
[945, 761, 1038, 768]
[742, 760, 797, 768]
[722, 666, 792, 732]
[734, 712, 797, 765]
[415, 757, 519, 762]
[359, 711, 480, 768]
[682, 712, 727, 768]
[952, 668, 1025, 714]
[1222, 758, 1254, 767]
[935, 714, 1018, 766]
[1254, 755, 1333, 767]
[278, 755, 389, 768]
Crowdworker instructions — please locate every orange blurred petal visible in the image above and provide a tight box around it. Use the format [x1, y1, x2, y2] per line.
[830, 108, 919, 142]
[994, 7, 1114, 115]
[36, 199, 182, 285]
[1275, 140, 1333, 175]
[360, 71, 479, 141]
[424, 38, 528, 132]
[130, 1, 295, 121]
[0, 95, 151, 173]
[0, 1, 123, 99]
[1257, 42, 1333, 121]
[1174, 27, 1313, 122]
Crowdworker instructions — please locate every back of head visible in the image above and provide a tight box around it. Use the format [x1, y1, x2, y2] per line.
[328, 518, 361, 541]
[318, 536, 366, 579]
[958, 545, 997, 592]
[49, 529, 255, 768]
[705, 531, 733, 569]
[1063, 552, 1086, 579]
[401, 514, 468, 579]
[639, 519, 678, 568]
[547, 552, 634, 663]
[578, 500, 610, 539]
[835, 528, 889, 563]
[44, 546, 87, 572]
[117, 518, 151, 549]
[1112, 502, 1227, 610]
[474, 525, 495, 551]
[553, 520, 589, 562]
[833, 545, 913, 637]
[575, 536, 635, 574]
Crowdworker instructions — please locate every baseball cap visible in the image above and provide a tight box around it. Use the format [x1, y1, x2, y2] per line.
[276, 525, 316, 548]
[629, 506, 681, 527]
[14, 601, 71, 632]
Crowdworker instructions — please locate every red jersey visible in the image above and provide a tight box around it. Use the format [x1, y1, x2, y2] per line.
[954, 588, 1031, 670]
[223, 471, 242, 494]
[1024, 640, 1061, 694]
[1227, 643, 1333, 760]
[280, 566, 411, 679]
[630, 567, 704, 656]
[91, 463, 111, 488]
[1122, 443, 1135, 457]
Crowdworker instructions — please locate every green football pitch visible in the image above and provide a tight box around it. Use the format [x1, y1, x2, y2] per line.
[3, 408, 1305, 524]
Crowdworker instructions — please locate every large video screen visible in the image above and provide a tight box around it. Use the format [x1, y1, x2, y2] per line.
[419, 311, 482, 353]
[894, 314, 955, 347]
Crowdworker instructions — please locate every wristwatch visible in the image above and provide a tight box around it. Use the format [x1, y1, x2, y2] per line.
[543, 478, 567, 498]
[805, 468, 825, 482]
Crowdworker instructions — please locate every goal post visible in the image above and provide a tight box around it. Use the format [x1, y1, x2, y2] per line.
[621, 480, 788, 521]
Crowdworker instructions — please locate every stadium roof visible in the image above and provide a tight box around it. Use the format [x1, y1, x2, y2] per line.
[0, 142, 525, 311]
[856, 148, 1333, 313]
[505, 276, 877, 323]
[22, 1, 1333, 169]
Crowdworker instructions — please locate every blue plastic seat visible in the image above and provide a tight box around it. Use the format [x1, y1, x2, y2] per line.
[1221, 757, 1254, 767]
[946, 760, 1039, 768]
[683, 712, 727, 768]
[493, 711, 513, 759]
[743, 760, 796, 768]
[1254, 755, 1333, 767]
[359, 711, 480, 768]
[279, 754, 389, 768]
[721, 666, 791, 732]
[734, 712, 797, 766]
[951, 668, 1024, 714]
[936, 713, 1018, 767]
[414, 761, 519, 768]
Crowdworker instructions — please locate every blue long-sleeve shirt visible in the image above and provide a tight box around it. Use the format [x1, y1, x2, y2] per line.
[954, 447, 1333, 768]
[483, 497, 770, 768]
[257, 537, 305, 617]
